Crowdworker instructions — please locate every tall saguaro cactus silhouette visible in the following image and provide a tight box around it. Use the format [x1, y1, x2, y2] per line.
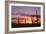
[31, 10, 38, 23]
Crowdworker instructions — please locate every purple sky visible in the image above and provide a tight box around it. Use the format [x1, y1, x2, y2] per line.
[11, 6, 41, 18]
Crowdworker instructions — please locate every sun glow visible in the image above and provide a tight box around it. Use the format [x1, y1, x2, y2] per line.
[29, 21, 32, 24]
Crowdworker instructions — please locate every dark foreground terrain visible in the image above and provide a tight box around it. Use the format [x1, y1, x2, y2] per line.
[12, 23, 41, 28]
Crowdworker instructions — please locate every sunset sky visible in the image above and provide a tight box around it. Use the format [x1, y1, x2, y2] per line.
[11, 6, 41, 18]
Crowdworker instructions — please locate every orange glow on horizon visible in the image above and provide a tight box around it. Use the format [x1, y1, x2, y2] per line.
[12, 16, 40, 24]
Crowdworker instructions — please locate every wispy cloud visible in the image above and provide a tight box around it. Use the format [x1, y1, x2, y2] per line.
[12, 6, 41, 18]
